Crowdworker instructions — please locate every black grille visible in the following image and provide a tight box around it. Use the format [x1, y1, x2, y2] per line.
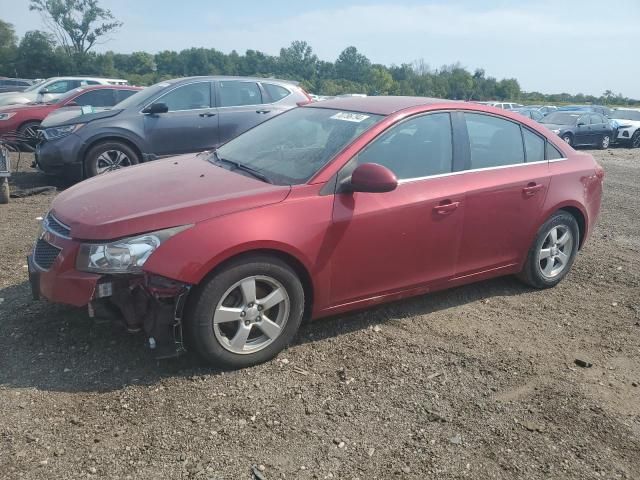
[45, 213, 71, 237]
[34, 239, 61, 270]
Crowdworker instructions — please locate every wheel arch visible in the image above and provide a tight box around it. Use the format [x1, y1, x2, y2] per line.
[558, 205, 587, 249]
[82, 136, 144, 163]
[17, 118, 42, 131]
[193, 248, 315, 321]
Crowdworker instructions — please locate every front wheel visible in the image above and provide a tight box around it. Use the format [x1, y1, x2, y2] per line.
[518, 211, 580, 289]
[631, 130, 640, 148]
[185, 256, 305, 369]
[84, 141, 139, 178]
[599, 134, 611, 150]
[561, 134, 573, 146]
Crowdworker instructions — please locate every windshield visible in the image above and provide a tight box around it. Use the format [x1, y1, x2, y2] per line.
[23, 79, 47, 92]
[113, 82, 167, 109]
[613, 110, 640, 121]
[215, 107, 383, 185]
[541, 112, 580, 125]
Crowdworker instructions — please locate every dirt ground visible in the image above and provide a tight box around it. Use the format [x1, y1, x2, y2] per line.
[0, 148, 638, 480]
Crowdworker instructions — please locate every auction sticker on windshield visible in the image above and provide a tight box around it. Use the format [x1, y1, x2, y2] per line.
[330, 112, 370, 122]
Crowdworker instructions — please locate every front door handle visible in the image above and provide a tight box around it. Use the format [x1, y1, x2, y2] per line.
[199, 112, 216, 117]
[523, 183, 544, 196]
[433, 201, 460, 215]
[256, 109, 271, 114]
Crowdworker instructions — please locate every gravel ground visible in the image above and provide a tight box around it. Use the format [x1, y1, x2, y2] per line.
[0, 149, 639, 480]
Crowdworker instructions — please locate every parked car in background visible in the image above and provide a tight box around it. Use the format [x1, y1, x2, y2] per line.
[512, 107, 544, 122]
[35, 76, 312, 181]
[28, 96, 604, 366]
[526, 105, 558, 116]
[0, 77, 129, 107]
[610, 108, 640, 148]
[557, 105, 613, 117]
[0, 85, 141, 146]
[478, 101, 523, 110]
[0, 78, 36, 94]
[540, 111, 613, 148]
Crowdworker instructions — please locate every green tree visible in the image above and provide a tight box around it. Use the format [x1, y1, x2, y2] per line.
[28, 0, 123, 57]
[15, 30, 57, 77]
[278, 40, 317, 80]
[0, 19, 17, 75]
[335, 46, 371, 83]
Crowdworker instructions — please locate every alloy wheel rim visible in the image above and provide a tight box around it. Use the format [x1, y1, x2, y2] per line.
[213, 275, 290, 355]
[632, 132, 640, 148]
[602, 136, 610, 148]
[23, 125, 39, 140]
[563, 135, 571, 144]
[95, 150, 132, 174]
[538, 225, 573, 279]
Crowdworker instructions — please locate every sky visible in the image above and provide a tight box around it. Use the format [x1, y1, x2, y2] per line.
[1, 0, 639, 98]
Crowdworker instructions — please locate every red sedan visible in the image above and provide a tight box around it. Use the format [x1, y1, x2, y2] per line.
[28, 97, 604, 367]
[0, 85, 141, 142]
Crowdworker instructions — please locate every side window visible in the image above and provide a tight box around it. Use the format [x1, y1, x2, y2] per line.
[577, 115, 590, 126]
[115, 89, 137, 103]
[157, 82, 211, 111]
[44, 80, 74, 94]
[522, 129, 545, 162]
[589, 114, 603, 125]
[464, 113, 525, 169]
[73, 89, 116, 107]
[218, 81, 262, 107]
[355, 113, 453, 180]
[532, 111, 544, 122]
[263, 83, 291, 102]
[546, 142, 563, 160]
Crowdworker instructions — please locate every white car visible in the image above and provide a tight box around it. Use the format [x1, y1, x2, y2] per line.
[611, 108, 640, 148]
[0, 77, 129, 107]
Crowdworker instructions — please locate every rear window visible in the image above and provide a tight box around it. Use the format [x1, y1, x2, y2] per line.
[263, 83, 291, 102]
[523, 128, 545, 162]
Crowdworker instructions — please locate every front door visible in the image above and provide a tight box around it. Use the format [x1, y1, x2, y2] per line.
[455, 112, 550, 277]
[329, 112, 464, 305]
[143, 81, 218, 156]
[574, 114, 591, 145]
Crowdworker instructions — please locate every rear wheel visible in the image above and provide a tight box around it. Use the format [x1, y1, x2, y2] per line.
[185, 255, 305, 369]
[599, 134, 610, 150]
[561, 134, 573, 146]
[84, 141, 139, 178]
[518, 211, 580, 289]
[631, 130, 640, 148]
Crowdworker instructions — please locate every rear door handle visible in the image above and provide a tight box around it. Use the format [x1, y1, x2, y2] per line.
[256, 109, 271, 114]
[433, 201, 460, 215]
[199, 112, 216, 117]
[523, 183, 544, 196]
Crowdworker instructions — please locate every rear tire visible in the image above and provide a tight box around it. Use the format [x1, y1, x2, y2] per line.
[84, 141, 139, 178]
[518, 211, 580, 289]
[184, 255, 305, 369]
[599, 134, 610, 150]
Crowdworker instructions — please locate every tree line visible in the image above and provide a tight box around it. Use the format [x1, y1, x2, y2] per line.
[0, 12, 637, 107]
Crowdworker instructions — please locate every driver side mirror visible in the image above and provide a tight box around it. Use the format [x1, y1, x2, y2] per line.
[577, 122, 586, 127]
[346, 163, 398, 193]
[39, 88, 50, 94]
[64, 101, 78, 107]
[142, 102, 169, 115]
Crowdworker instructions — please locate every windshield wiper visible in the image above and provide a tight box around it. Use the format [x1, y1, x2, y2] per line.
[211, 150, 273, 184]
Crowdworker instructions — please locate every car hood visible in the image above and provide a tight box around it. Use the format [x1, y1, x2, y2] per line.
[612, 118, 640, 127]
[0, 102, 54, 114]
[42, 108, 122, 127]
[0, 91, 36, 106]
[51, 153, 291, 240]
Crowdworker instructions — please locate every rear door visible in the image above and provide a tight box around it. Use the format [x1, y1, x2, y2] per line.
[215, 80, 278, 145]
[330, 112, 465, 304]
[589, 114, 608, 145]
[454, 112, 550, 277]
[142, 80, 218, 156]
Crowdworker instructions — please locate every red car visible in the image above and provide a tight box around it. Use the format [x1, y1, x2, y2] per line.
[28, 97, 604, 367]
[0, 85, 141, 142]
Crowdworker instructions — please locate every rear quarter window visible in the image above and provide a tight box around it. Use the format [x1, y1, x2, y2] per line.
[263, 83, 291, 102]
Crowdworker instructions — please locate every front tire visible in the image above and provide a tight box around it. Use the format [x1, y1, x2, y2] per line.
[561, 134, 573, 146]
[518, 211, 580, 289]
[599, 134, 610, 150]
[84, 141, 139, 178]
[185, 255, 305, 369]
[631, 130, 640, 149]
[18, 121, 41, 151]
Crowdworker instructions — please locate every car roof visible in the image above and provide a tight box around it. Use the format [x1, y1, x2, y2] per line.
[305, 96, 457, 115]
[168, 76, 300, 86]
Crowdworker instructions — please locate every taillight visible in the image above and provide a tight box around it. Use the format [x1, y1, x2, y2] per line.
[297, 88, 313, 106]
[595, 164, 605, 180]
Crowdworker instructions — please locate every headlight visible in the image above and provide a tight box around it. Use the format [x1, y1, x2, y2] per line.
[0, 112, 16, 121]
[42, 123, 85, 140]
[76, 225, 191, 274]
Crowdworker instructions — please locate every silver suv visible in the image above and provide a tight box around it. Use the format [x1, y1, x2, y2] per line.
[0, 77, 129, 106]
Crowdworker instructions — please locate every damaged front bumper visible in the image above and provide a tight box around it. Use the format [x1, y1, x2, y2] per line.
[28, 241, 192, 359]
